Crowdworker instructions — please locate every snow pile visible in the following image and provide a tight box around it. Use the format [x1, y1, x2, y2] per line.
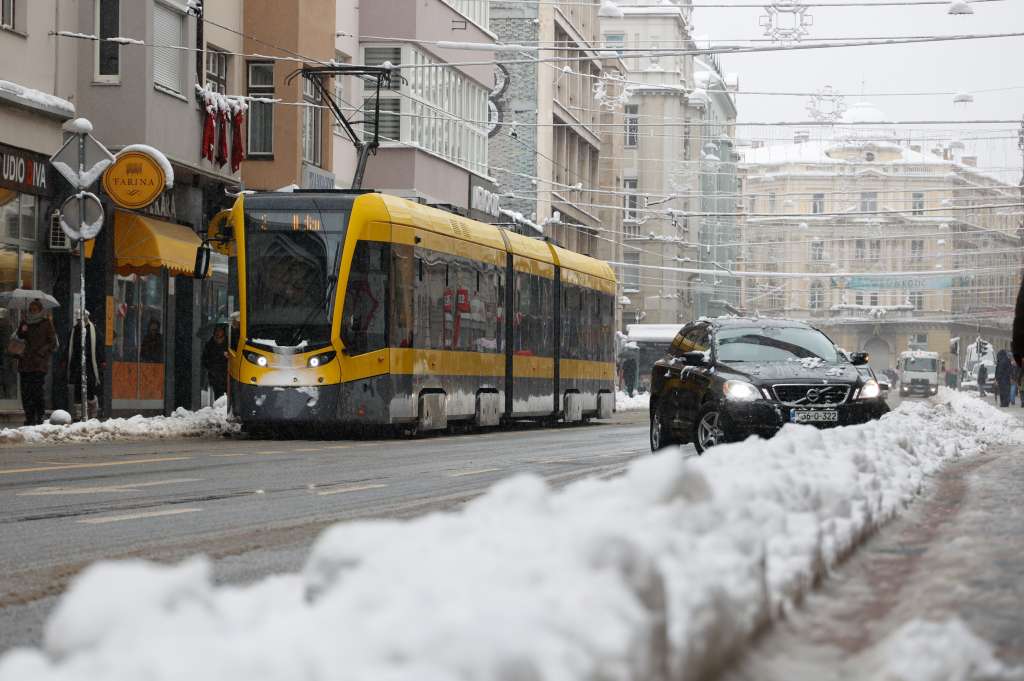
[0, 398, 238, 446]
[0, 80, 75, 117]
[615, 390, 650, 412]
[859, 618, 1024, 681]
[1, 390, 1021, 681]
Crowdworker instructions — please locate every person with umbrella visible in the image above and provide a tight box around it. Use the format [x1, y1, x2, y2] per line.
[14, 298, 57, 426]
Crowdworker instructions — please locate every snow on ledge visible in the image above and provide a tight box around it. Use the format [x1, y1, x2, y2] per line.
[1, 391, 1022, 680]
[0, 398, 237, 445]
[0, 80, 74, 119]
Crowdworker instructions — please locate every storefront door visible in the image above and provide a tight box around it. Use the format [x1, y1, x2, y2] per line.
[0, 189, 38, 410]
[112, 272, 165, 411]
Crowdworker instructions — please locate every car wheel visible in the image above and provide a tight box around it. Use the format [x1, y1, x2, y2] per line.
[649, 401, 674, 451]
[693, 404, 729, 454]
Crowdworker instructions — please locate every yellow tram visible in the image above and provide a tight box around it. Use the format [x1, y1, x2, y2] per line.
[214, 190, 616, 433]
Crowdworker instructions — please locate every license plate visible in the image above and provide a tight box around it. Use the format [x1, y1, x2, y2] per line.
[790, 409, 838, 423]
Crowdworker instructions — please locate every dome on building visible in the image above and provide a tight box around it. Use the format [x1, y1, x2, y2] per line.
[841, 101, 886, 124]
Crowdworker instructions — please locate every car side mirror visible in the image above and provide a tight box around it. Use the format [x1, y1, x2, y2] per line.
[849, 352, 869, 366]
[193, 244, 211, 280]
[681, 351, 708, 366]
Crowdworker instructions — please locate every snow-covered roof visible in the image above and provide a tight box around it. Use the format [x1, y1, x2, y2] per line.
[0, 80, 74, 119]
[739, 139, 951, 167]
[626, 323, 680, 343]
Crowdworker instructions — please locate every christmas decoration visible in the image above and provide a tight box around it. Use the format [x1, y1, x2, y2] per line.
[196, 84, 247, 171]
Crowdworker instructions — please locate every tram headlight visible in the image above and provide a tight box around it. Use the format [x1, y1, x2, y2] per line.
[307, 351, 336, 368]
[244, 351, 268, 367]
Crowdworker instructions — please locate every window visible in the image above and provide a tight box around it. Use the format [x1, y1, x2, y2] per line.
[205, 47, 228, 94]
[341, 242, 389, 355]
[623, 251, 640, 291]
[870, 292, 879, 307]
[809, 283, 823, 310]
[302, 78, 322, 166]
[95, 0, 120, 82]
[860, 191, 878, 213]
[910, 239, 924, 261]
[869, 239, 881, 261]
[912, 192, 924, 216]
[623, 178, 639, 228]
[910, 291, 924, 311]
[333, 51, 349, 136]
[1, 0, 13, 30]
[363, 96, 400, 142]
[604, 33, 625, 55]
[911, 332, 928, 345]
[855, 292, 864, 305]
[769, 192, 776, 213]
[855, 239, 866, 260]
[812, 193, 824, 214]
[624, 105, 639, 148]
[364, 47, 401, 90]
[811, 240, 824, 262]
[153, 3, 184, 94]
[247, 62, 274, 156]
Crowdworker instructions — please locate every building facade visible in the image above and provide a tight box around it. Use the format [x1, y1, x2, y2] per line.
[737, 102, 1021, 372]
[242, 0, 335, 191]
[490, 0, 604, 252]
[352, 0, 494, 214]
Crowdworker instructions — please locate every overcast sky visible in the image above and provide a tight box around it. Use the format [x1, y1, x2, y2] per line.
[695, 0, 1023, 180]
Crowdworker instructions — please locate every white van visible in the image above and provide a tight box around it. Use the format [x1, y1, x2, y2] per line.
[897, 350, 943, 397]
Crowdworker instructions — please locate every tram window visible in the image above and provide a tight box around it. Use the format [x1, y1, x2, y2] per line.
[341, 241, 388, 355]
[514, 271, 553, 357]
[390, 244, 415, 348]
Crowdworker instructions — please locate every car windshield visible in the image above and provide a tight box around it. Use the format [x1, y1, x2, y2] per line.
[905, 358, 937, 372]
[715, 326, 840, 363]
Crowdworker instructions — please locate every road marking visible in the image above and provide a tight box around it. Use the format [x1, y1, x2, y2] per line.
[210, 450, 285, 457]
[449, 467, 503, 478]
[315, 483, 388, 496]
[77, 507, 202, 525]
[18, 477, 202, 496]
[0, 456, 192, 476]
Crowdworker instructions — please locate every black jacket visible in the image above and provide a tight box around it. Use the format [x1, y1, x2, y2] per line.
[1013, 276, 1024, 363]
[201, 337, 228, 379]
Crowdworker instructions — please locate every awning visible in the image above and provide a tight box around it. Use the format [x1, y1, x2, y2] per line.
[114, 211, 202, 276]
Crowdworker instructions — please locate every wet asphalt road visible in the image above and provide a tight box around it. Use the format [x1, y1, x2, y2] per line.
[0, 411, 654, 652]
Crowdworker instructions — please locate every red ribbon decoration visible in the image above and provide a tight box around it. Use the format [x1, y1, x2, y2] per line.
[230, 109, 245, 172]
[201, 104, 216, 162]
[215, 108, 230, 168]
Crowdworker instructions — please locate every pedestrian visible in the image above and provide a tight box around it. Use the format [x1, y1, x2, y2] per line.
[65, 310, 104, 420]
[15, 300, 56, 426]
[1011, 363, 1020, 405]
[140, 319, 163, 362]
[1018, 364, 1024, 409]
[1014, 274, 1024, 370]
[976, 362, 988, 398]
[995, 349, 1012, 408]
[201, 325, 229, 402]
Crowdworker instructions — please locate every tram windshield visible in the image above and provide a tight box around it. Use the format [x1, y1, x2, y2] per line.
[243, 204, 347, 348]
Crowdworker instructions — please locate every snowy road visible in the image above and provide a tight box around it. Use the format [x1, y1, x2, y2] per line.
[0, 411, 655, 651]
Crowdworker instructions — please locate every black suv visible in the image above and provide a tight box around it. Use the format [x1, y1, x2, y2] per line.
[649, 318, 889, 452]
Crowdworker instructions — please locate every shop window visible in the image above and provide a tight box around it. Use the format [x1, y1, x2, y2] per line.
[112, 273, 165, 403]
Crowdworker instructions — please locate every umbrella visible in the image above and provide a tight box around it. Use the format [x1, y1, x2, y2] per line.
[0, 289, 60, 311]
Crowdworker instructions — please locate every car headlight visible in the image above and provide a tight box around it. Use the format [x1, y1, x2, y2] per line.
[244, 351, 268, 367]
[858, 379, 881, 400]
[724, 380, 759, 401]
[307, 350, 336, 368]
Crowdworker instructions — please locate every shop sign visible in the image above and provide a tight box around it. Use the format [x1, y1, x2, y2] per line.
[102, 151, 166, 210]
[301, 164, 336, 190]
[468, 175, 500, 222]
[0, 143, 53, 196]
[832, 275, 954, 290]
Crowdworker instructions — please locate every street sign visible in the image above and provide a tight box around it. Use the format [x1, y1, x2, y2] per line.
[59, 192, 104, 242]
[50, 133, 115, 189]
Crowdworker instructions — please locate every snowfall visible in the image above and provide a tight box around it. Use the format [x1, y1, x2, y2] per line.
[1, 390, 1023, 681]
